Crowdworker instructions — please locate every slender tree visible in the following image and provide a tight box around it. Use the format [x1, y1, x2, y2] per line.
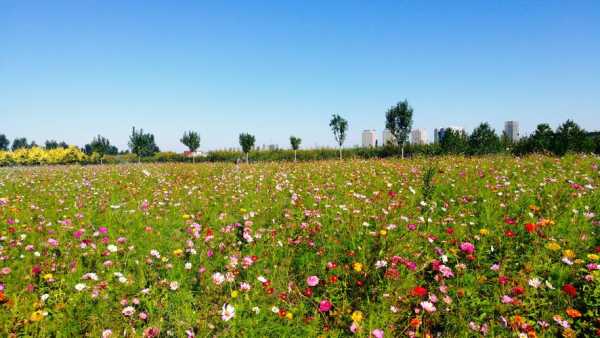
[84, 135, 118, 164]
[552, 120, 590, 155]
[290, 136, 301, 162]
[239, 133, 255, 163]
[385, 100, 413, 158]
[329, 114, 348, 160]
[128, 127, 159, 162]
[0, 134, 9, 151]
[180, 131, 201, 163]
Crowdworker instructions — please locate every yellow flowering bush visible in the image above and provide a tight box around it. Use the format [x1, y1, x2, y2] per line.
[0, 146, 91, 166]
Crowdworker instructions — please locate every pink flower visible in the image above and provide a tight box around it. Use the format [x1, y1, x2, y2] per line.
[420, 301, 436, 313]
[318, 299, 332, 312]
[460, 242, 475, 254]
[306, 275, 319, 287]
[371, 329, 384, 338]
[501, 295, 513, 304]
[48, 238, 59, 247]
[99, 226, 108, 234]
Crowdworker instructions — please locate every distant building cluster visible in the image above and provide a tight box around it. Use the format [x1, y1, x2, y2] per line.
[504, 121, 520, 142]
[433, 126, 465, 144]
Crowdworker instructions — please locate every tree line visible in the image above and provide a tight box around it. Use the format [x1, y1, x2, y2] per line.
[1, 100, 599, 165]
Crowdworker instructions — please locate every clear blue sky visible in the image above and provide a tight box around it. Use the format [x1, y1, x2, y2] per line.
[2, 1, 599, 151]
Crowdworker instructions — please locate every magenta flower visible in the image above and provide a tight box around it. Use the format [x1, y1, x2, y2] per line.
[318, 299, 332, 312]
[371, 329, 384, 338]
[460, 242, 475, 254]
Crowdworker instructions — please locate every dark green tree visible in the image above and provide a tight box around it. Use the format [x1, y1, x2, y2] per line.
[528, 123, 554, 153]
[290, 136, 301, 162]
[329, 114, 348, 160]
[180, 131, 201, 163]
[44, 140, 68, 149]
[239, 133, 256, 163]
[440, 129, 468, 154]
[128, 127, 159, 161]
[468, 123, 501, 155]
[11, 137, 29, 151]
[0, 134, 9, 151]
[84, 135, 118, 163]
[385, 100, 413, 158]
[552, 120, 590, 155]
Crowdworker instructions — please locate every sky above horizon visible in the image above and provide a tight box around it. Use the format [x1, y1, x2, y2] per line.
[2, 1, 599, 151]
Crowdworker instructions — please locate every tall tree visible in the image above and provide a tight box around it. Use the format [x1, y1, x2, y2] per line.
[440, 129, 468, 154]
[468, 123, 501, 155]
[553, 120, 590, 155]
[11, 137, 29, 151]
[44, 140, 67, 149]
[128, 127, 159, 161]
[529, 123, 554, 153]
[239, 133, 255, 163]
[329, 114, 348, 160]
[85, 135, 118, 163]
[385, 100, 413, 158]
[0, 134, 9, 151]
[180, 131, 201, 163]
[289, 136, 301, 162]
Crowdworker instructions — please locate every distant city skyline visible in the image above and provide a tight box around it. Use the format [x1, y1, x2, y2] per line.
[2, 1, 599, 151]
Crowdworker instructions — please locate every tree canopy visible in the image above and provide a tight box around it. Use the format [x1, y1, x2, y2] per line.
[128, 127, 159, 158]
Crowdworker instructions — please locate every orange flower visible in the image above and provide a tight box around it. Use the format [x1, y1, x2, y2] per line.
[566, 308, 581, 318]
[410, 317, 421, 328]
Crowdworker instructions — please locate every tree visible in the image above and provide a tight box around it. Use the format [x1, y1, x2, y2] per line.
[385, 100, 413, 158]
[180, 131, 201, 163]
[0, 134, 9, 151]
[440, 129, 468, 154]
[11, 137, 29, 151]
[239, 133, 255, 163]
[290, 136, 301, 162]
[529, 123, 554, 153]
[128, 127, 159, 161]
[552, 120, 590, 155]
[329, 114, 348, 160]
[468, 123, 501, 155]
[44, 140, 68, 149]
[84, 135, 118, 163]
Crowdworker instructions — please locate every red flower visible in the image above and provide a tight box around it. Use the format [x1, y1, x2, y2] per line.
[562, 283, 577, 298]
[499, 276, 509, 285]
[524, 223, 536, 233]
[303, 287, 313, 297]
[512, 286, 524, 295]
[446, 227, 454, 235]
[329, 275, 338, 283]
[411, 286, 427, 297]
[505, 230, 516, 238]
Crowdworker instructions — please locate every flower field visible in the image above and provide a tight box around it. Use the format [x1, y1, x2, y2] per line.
[0, 156, 599, 337]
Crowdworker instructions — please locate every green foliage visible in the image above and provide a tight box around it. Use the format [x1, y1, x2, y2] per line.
[440, 129, 468, 154]
[84, 135, 118, 157]
[385, 99, 413, 155]
[290, 136, 301, 150]
[180, 131, 201, 153]
[11, 137, 30, 151]
[0, 134, 9, 151]
[468, 122, 501, 155]
[239, 133, 256, 154]
[44, 140, 68, 150]
[128, 127, 159, 158]
[552, 119, 591, 155]
[329, 114, 348, 148]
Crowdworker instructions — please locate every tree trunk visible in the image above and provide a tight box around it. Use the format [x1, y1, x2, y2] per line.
[294, 150, 297, 162]
[192, 155, 195, 164]
[100, 157, 103, 165]
[246, 152, 249, 164]
[401, 144, 404, 159]
[339, 147, 342, 160]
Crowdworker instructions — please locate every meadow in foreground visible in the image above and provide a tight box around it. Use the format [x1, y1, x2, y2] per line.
[0, 156, 599, 337]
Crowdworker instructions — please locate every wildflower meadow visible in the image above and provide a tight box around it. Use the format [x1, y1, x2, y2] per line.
[0, 155, 599, 337]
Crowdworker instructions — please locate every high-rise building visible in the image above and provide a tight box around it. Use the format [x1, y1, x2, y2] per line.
[382, 129, 395, 146]
[504, 121, 520, 142]
[361, 130, 377, 148]
[411, 129, 427, 144]
[434, 126, 464, 144]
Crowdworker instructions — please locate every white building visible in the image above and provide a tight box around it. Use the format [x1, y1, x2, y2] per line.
[361, 130, 377, 148]
[382, 129, 395, 146]
[411, 129, 428, 145]
[504, 121, 520, 142]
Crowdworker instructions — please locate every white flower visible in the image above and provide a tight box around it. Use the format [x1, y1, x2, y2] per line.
[102, 329, 113, 338]
[375, 260, 388, 269]
[271, 306, 280, 314]
[107, 244, 118, 253]
[150, 249, 161, 258]
[221, 303, 235, 321]
[528, 277, 541, 289]
[169, 281, 179, 290]
[212, 272, 225, 285]
[41, 293, 49, 302]
[118, 276, 128, 284]
[545, 280, 555, 289]
[240, 282, 251, 292]
[74, 283, 87, 291]
[122, 306, 135, 316]
[184, 262, 192, 270]
[257, 275, 267, 283]
[420, 301, 437, 313]
[252, 306, 260, 314]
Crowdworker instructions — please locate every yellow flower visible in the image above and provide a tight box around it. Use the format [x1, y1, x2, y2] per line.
[587, 254, 599, 261]
[30, 310, 44, 322]
[449, 248, 458, 255]
[173, 249, 183, 257]
[574, 259, 584, 265]
[231, 290, 239, 299]
[351, 310, 363, 322]
[379, 229, 387, 236]
[479, 228, 489, 236]
[546, 242, 561, 251]
[182, 214, 191, 219]
[353, 262, 363, 272]
[42, 273, 53, 281]
[563, 250, 576, 259]
[286, 312, 293, 320]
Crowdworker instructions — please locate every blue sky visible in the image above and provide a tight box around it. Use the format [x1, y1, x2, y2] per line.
[1, 1, 599, 151]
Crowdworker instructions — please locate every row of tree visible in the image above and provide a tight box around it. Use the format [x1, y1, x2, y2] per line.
[1, 100, 598, 162]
